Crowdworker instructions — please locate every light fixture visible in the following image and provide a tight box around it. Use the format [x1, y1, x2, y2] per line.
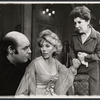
[48, 13, 51, 16]
[46, 8, 49, 12]
[42, 11, 46, 14]
[52, 10, 55, 14]
[43, 4, 55, 17]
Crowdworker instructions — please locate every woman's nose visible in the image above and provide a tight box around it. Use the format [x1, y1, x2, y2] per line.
[42, 47, 46, 52]
[75, 23, 79, 28]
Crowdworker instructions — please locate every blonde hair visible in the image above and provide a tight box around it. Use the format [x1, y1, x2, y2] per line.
[37, 29, 63, 56]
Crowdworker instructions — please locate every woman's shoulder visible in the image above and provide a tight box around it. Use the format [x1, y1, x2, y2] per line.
[35, 56, 43, 61]
[30, 56, 42, 64]
[54, 58, 63, 66]
[54, 58, 59, 63]
[25, 57, 42, 73]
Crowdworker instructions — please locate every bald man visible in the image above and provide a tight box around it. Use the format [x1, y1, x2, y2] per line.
[0, 31, 31, 95]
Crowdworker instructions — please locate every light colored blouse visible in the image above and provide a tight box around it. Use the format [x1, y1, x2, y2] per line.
[16, 56, 77, 95]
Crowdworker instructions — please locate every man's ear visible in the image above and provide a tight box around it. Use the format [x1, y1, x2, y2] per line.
[8, 45, 14, 55]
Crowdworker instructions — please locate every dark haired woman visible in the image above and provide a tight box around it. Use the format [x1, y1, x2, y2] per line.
[69, 6, 100, 95]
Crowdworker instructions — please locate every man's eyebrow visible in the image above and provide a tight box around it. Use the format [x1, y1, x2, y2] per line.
[23, 45, 30, 49]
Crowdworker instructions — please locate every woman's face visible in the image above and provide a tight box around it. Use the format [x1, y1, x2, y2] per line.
[74, 17, 90, 33]
[39, 39, 56, 59]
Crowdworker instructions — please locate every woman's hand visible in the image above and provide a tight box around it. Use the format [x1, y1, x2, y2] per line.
[77, 52, 88, 67]
[77, 52, 88, 62]
[72, 58, 81, 69]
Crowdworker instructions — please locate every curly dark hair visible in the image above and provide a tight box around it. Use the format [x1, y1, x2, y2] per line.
[70, 6, 91, 21]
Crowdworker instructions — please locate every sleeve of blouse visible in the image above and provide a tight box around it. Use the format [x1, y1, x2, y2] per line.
[54, 59, 77, 95]
[15, 60, 36, 96]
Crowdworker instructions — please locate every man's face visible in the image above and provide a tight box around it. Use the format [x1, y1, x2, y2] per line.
[13, 38, 31, 64]
[74, 17, 90, 33]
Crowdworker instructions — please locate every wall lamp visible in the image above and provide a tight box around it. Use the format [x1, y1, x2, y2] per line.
[42, 4, 55, 17]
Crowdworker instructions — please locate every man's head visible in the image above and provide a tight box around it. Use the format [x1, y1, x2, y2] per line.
[0, 31, 31, 65]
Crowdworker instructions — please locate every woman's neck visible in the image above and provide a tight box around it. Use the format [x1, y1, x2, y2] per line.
[85, 26, 91, 35]
[44, 56, 54, 66]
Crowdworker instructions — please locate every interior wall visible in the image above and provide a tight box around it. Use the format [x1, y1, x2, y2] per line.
[11, 4, 23, 32]
[0, 4, 23, 40]
[0, 4, 12, 38]
[1, 3, 100, 64]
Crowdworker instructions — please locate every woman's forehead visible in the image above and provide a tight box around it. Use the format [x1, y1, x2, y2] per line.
[40, 38, 50, 44]
[40, 39, 55, 47]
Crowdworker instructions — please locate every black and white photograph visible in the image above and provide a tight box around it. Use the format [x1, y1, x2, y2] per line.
[0, 2, 100, 99]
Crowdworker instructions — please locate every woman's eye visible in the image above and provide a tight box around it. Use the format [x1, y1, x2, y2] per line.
[78, 21, 81, 24]
[46, 44, 50, 47]
[39, 44, 43, 47]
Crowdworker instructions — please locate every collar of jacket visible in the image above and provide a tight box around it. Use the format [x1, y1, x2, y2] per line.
[73, 26, 98, 39]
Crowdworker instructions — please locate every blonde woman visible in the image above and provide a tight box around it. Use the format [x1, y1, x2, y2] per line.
[16, 29, 80, 96]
